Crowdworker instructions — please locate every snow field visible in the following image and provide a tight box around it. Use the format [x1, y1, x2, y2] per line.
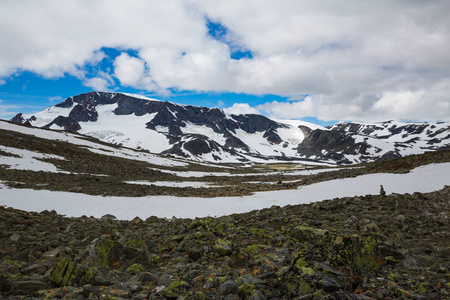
[1, 162, 449, 220]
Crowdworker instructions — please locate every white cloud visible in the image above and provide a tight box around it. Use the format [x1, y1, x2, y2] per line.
[83, 77, 110, 91]
[224, 103, 260, 115]
[0, 100, 19, 119]
[113, 53, 146, 87]
[83, 71, 115, 91]
[48, 96, 63, 103]
[0, 78, 5, 85]
[0, 0, 450, 122]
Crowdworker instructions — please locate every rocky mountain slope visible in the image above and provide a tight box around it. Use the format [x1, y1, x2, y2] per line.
[10, 92, 450, 164]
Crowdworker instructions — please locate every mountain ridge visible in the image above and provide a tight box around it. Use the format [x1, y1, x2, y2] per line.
[10, 91, 450, 164]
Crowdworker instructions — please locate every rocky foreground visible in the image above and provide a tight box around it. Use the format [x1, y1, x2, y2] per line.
[1, 186, 449, 299]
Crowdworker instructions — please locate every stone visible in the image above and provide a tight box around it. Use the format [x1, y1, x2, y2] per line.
[101, 214, 117, 221]
[9, 233, 21, 242]
[9, 279, 51, 296]
[162, 281, 190, 299]
[43, 247, 62, 259]
[89, 236, 149, 269]
[131, 216, 144, 225]
[219, 280, 239, 296]
[214, 238, 232, 256]
[249, 290, 267, 300]
[396, 256, 423, 270]
[395, 214, 406, 222]
[379, 244, 405, 260]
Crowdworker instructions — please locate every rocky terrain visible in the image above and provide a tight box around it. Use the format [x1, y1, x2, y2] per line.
[10, 91, 450, 164]
[1, 184, 449, 299]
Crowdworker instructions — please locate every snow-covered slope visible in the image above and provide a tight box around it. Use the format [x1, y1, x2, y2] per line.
[9, 91, 450, 164]
[0, 120, 187, 168]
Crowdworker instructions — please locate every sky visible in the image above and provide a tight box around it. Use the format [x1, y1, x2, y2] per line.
[0, 0, 450, 126]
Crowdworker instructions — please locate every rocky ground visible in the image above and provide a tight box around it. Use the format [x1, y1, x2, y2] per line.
[1, 184, 449, 299]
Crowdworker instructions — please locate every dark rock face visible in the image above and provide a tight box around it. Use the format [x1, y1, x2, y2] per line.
[10, 113, 26, 125]
[10, 113, 36, 126]
[56, 91, 117, 108]
[43, 116, 81, 131]
[231, 114, 287, 134]
[296, 129, 361, 164]
[183, 137, 220, 156]
[69, 103, 98, 122]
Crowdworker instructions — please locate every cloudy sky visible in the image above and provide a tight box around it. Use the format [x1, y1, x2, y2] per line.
[1, 0, 449, 125]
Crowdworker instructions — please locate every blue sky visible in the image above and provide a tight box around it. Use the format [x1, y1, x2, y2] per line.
[1, 1, 449, 125]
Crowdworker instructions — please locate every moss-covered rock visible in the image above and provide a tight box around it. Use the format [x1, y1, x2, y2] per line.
[162, 280, 190, 299]
[290, 224, 382, 273]
[89, 236, 149, 269]
[48, 258, 86, 286]
[126, 263, 145, 273]
[213, 238, 232, 256]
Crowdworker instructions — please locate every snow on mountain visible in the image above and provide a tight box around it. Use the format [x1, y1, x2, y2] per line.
[10, 91, 450, 164]
[0, 120, 187, 168]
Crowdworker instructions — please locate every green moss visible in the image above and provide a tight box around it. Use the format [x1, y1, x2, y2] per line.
[299, 267, 314, 276]
[126, 263, 144, 273]
[49, 258, 74, 286]
[248, 227, 275, 239]
[218, 276, 227, 285]
[150, 254, 163, 264]
[298, 281, 313, 294]
[91, 238, 115, 268]
[2, 259, 27, 272]
[238, 283, 255, 298]
[246, 244, 265, 256]
[286, 281, 297, 293]
[364, 236, 378, 253]
[296, 225, 326, 239]
[295, 257, 308, 268]
[388, 273, 398, 281]
[49, 258, 88, 287]
[123, 238, 148, 253]
[162, 280, 190, 298]
[213, 238, 232, 256]
[417, 282, 427, 294]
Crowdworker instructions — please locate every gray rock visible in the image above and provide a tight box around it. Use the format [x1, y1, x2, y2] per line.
[220, 280, 239, 296]
[43, 247, 61, 259]
[249, 290, 267, 300]
[9, 233, 21, 242]
[101, 214, 117, 221]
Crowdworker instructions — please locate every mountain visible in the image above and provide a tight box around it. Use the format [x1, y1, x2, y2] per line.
[10, 91, 450, 164]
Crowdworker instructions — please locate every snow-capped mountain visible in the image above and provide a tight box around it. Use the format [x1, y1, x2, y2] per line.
[10, 91, 450, 164]
[298, 121, 450, 164]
